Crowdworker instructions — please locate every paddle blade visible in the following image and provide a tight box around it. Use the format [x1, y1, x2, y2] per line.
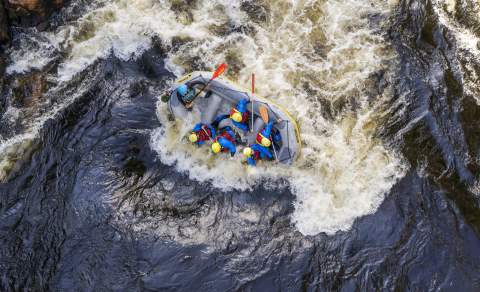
[259, 106, 269, 123]
[211, 63, 227, 80]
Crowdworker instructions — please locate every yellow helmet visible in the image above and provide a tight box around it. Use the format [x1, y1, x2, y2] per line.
[261, 137, 271, 147]
[211, 142, 222, 153]
[243, 147, 253, 157]
[188, 133, 198, 143]
[231, 112, 243, 123]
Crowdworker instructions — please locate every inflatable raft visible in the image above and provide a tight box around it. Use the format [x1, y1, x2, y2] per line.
[167, 71, 301, 165]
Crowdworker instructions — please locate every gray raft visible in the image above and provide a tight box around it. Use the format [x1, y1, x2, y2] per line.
[167, 71, 300, 165]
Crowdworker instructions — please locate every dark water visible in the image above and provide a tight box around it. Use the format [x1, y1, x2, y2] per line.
[1, 0, 480, 291]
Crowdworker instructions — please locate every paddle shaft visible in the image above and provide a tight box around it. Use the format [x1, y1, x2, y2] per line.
[201, 125, 214, 142]
[251, 74, 255, 132]
[192, 79, 212, 100]
[190, 63, 227, 102]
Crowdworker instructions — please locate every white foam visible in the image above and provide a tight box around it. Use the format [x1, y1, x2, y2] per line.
[6, 29, 62, 74]
[471, 180, 480, 198]
[0, 133, 36, 181]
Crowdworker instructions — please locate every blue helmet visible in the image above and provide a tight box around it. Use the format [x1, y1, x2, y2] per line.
[177, 85, 188, 97]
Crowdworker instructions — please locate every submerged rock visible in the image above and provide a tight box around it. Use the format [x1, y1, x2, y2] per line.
[11, 71, 47, 107]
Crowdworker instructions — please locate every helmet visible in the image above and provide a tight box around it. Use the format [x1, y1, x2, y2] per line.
[243, 147, 253, 157]
[261, 137, 271, 147]
[211, 142, 222, 153]
[188, 133, 198, 143]
[230, 112, 243, 123]
[177, 84, 188, 97]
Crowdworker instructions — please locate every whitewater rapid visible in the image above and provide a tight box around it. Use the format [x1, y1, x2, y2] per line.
[432, 0, 480, 105]
[3, 0, 408, 235]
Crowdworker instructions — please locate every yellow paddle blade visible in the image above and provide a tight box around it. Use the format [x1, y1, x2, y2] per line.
[259, 106, 269, 123]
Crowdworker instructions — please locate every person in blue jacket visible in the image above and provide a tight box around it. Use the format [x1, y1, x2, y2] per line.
[243, 143, 273, 166]
[243, 121, 281, 165]
[176, 84, 196, 108]
[211, 127, 237, 157]
[188, 114, 229, 145]
[256, 121, 281, 147]
[229, 98, 250, 131]
[188, 123, 216, 145]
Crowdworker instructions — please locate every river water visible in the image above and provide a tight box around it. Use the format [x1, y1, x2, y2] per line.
[0, 0, 479, 290]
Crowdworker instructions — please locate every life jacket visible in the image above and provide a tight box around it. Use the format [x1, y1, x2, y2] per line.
[256, 132, 270, 146]
[251, 149, 260, 161]
[195, 125, 213, 142]
[215, 130, 236, 152]
[229, 107, 249, 123]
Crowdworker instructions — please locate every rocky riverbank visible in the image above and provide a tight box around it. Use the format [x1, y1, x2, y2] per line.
[0, 0, 65, 72]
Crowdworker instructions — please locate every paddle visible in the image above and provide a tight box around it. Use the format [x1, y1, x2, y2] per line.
[250, 73, 255, 132]
[192, 63, 227, 101]
[201, 125, 214, 142]
[259, 106, 269, 124]
[259, 105, 279, 162]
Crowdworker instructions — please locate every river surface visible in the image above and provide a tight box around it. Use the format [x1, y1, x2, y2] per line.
[1, 0, 479, 291]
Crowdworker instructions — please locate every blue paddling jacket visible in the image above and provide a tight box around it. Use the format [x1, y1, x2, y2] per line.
[191, 115, 230, 145]
[216, 127, 237, 156]
[229, 98, 250, 131]
[256, 121, 281, 144]
[248, 121, 281, 166]
[192, 123, 216, 145]
[247, 143, 274, 166]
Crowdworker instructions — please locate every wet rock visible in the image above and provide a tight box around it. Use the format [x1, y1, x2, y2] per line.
[224, 49, 245, 79]
[5, 0, 65, 27]
[170, 35, 194, 50]
[0, 53, 5, 76]
[0, 1, 9, 44]
[0, 0, 66, 47]
[170, 0, 196, 25]
[11, 71, 47, 107]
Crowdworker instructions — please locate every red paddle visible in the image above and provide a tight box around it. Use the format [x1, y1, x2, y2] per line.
[192, 63, 228, 101]
[212, 63, 227, 80]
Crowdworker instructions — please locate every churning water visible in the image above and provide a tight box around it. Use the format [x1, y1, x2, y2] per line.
[1, 0, 480, 290]
[5, 0, 407, 235]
